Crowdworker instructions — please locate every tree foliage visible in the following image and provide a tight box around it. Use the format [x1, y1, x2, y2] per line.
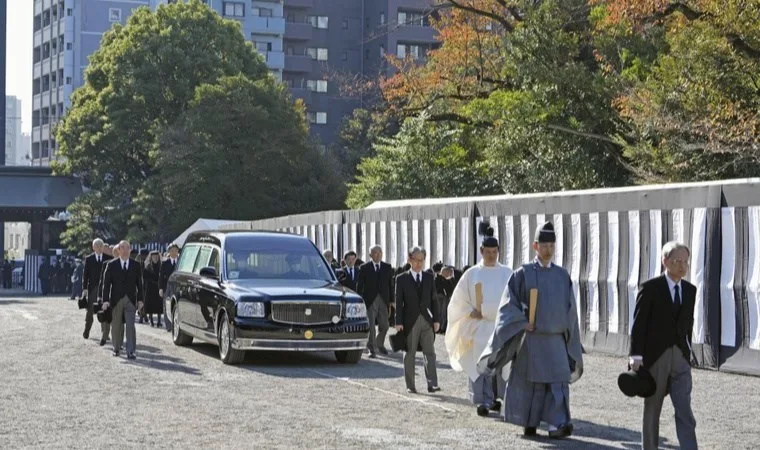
[55, 1, 340, 250]
[346, 114, 500, 208]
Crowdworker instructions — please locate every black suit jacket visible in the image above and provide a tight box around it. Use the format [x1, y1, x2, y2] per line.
[102, 258, 144, 306]
[159, 259, 178, 291]
[630, 275, 696, 368]
[395, 270, 439, 328]
[356, 261, 394, 307]
[340, 266, 358, 292]
[83, 253, 112, 298]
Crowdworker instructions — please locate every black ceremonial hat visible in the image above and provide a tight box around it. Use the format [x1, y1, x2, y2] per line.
[534, 221, 556, 243]
[479, 221, 499, 248]
[617, 367, 656, 398]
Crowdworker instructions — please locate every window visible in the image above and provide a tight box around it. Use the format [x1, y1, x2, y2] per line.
[397, 44, 421, 60]
[287, 13, 295, 22]
[66, 77, 72, 85]
[254, 41, 272, 53]
[42, 42, 50, 60]
[307, 112, 327, 125]
[66, 8, 72, 16]
[33, 47, 41, 63]
[224, 238, 334, 281]
[51, 72, 57, 87]
[58, 35, 64, 52]
[192, 246, 213, 274]
[34, 15, 41, 31]
[51, 39, 57, 54]
[306, 80, 327, 93]
[252, 7, 272, 17]
[33, 78, 41, 95]
[306, 48, 328, 61]
[398, 10, 425, 27]
[307, 15, 328, 29]
[177, 245, 201, 273]
[42, 10, 50, 27]
[342, 19, 348, 29]
[59, 103, 64, 116]
[66, 42, 72, 51]
[341, 51, 348, 61]
[41, 141, 49, 158]
[108, 8, 122, 23]
[223, 2, 244, 18]
[380, 12, 385, 25]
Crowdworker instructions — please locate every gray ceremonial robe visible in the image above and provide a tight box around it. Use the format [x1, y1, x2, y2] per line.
[477, 260, 583, 428]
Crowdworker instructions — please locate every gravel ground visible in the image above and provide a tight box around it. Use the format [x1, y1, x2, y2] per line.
[1, 291, 758, 449]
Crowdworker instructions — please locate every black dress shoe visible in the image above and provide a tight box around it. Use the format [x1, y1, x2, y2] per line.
[99, 339, 106, 346]
[377, 347, 388, 355]
[490, 400, 502, 412]
[548, 424, 573, 439]
[83, 330, 89, 339]
[112, 350, 120, 357]
[427, 386, 441, 393]
[127, 353, 136, 360]
[476, 405, 489, 417]
[406, 388, 417, 394]
[524, 427, 537, 437]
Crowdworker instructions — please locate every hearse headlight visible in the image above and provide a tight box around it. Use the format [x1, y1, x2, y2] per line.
[237, 302, 265, 318]
[345, 302, 367, 319]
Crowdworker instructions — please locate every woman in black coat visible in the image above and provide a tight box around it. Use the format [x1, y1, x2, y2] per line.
[142, 251, 163, 327]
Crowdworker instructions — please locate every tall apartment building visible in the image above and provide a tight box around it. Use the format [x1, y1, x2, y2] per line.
[5, 96, 22, 166]
[283, 0, 438, 144]
[31, 0, 438, 165]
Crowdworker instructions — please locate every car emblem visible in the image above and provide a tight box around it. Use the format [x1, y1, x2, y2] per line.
[331, 315, 340, 324]
[305, 308, 312, 316]
[304, 330, 314, 339]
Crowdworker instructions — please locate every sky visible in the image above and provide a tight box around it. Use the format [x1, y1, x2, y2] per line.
[6, 0, 34, 133]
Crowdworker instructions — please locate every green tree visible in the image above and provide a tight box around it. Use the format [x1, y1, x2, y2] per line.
[54, 0, 268, 249]
[346, 114, 500, 208]
[151, 75, 344, 237]
[331, 108, 398, 180]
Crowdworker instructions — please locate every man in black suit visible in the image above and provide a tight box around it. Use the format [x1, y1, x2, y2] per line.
[630, 241, 697, 450]
[395, 246, 440, 394]
[340, 250, 358, 291]
[82, 238, 112, 345]
[159, 243, 180, 331]
[101, 240, 144, 359]
[356, 245, 394, 358]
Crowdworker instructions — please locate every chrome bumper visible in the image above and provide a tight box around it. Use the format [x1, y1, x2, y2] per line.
[231, 338, 365, 352]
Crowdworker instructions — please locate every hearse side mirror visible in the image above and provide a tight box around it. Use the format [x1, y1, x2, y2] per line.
[200, 266, 218, 280]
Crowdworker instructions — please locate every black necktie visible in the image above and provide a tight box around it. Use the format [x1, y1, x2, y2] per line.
[416, 273, 421, 286]
[123, 261, 127, 271]
[375, 264, 379, 272]
[673, 285, 681, 316]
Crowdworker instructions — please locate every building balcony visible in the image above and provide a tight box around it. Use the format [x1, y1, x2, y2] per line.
[34, 62, 42, 79]
[284, 0, 313, 8]
[394, 26, 438, 44]
[265, 51, 285, 70]
[251, 16, 285, 36]
[33, 94, 41, 110]
[284, 21, 312, 41]
[284, 55, 313, 73]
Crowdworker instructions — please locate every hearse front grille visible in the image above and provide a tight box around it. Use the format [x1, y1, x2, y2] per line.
[270, 301, 342, 326]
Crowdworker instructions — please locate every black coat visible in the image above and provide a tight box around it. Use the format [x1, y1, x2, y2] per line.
[356, 261, 394, 307]
[102, 258, 144, 306]
[83, 253, 112, 298]
[142, 262, 163, 314]
[630, 275, 696, 369]
[159, 258, 178, 292]
[394, 270, 439, 329]
[339, 266, 358, 292]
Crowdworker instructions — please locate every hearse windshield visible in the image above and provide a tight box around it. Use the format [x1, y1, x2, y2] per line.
[224, 235, 335, 281]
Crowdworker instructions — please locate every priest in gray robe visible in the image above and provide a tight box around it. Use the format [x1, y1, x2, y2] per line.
[477, 221, 583, 439]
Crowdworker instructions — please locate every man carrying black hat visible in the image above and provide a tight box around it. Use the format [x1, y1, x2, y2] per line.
[477, 221, 583, 439]
[630, 241, 697, 450]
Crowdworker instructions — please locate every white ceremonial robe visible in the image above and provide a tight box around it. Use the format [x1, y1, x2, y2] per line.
[445, 262, 512, 382]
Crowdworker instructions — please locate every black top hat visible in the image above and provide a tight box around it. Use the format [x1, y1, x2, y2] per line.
[535, 221, 556, 243]
[97, 307, 112, 324]
[617, 367, 657, 398]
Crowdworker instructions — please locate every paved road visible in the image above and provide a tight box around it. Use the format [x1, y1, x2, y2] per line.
[1, 291, 758, 449]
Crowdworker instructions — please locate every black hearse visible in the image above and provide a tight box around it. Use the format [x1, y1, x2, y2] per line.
[164, 231, 370, 364]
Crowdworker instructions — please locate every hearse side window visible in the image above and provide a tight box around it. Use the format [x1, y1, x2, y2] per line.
[192, 246, 213, 274]
[208, 248, 221, 273]
[177, 244, 201, 273]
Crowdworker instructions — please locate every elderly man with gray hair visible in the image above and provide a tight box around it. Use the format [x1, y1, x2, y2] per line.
[395, 246, 441, 394]
[356, 245, 394, 358]
[82, 238, 112, 345]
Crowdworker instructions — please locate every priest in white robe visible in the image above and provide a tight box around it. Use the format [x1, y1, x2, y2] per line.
[445, 226, 512, 416]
